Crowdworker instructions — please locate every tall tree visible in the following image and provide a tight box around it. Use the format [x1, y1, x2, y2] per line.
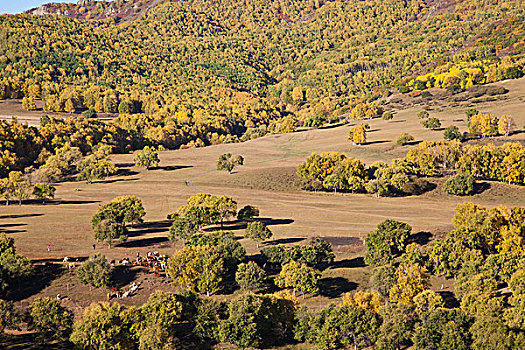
[133, 146, 160, 169]
[245, 221, 273, 248]
[166, 245, 223, 296]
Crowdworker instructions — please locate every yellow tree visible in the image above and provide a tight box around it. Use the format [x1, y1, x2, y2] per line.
[348, 125, 366, 145]
[22, 97, 36, 111]
[166, 245, 223, 296]
[469, 113, 498, 137]
[340, 290, 384, 313]
[389, 263, 430, 305]
[498, 115, 516, 136]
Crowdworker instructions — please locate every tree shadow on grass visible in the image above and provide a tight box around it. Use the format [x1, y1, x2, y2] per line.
[7, 264, 66, 302]
[472, 181, 490, 195]
[0, 213, 44, 219]
[365, 140, 389, 145]
[96, 178, 140, 184]
[329, 257, 365, 269]
[318, 277, 357, 298]
[115, 168, 139, 177]
[264, 237, 306, 246]
[117, 237, 171, 248]
[111, 266, 142, 289]
[0, 333, 72, 350]
[127, 220, 173, 237]
[151, 165, 193, 171]
[206, 218, 294, 231]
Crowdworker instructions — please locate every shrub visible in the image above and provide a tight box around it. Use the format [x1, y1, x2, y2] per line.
[444, 125, 463, 141]
[396, 133, 414, 145]
[82, 109, 97, 118]
[417, 111, 429, 119]
[442, 173, 475, 196]
[421, 117, 441, 130]
[382, 112, 393, 120]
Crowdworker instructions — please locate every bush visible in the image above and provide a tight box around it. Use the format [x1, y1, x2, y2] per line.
[77, 254, 113, 288]
[442, 173, 475, 196]
[417, 111, 429, 119]
[444, 125, 463, 141]
[82, 109, 97, 118]
[396, 133, 414, 145]
[382, 112, 393, 120]
[421, 91, 432, 98]
[398, 85, 410, 93]
[421, 117, 441, 130]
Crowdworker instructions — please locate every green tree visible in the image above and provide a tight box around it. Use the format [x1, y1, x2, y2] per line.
[444, 125, 463, 140]
[382, 112, 394, 120]
[396, 133, 414, 146]
[77, 153, 117, 183]
[245, 221, 273, 248]
[275, 261, 320, 298]
[0, 299, 19, 334]
[27, 297, 73, 340]
[370, 264, 397, 299]
[92, 196, 145, 246]
[237, 205, 259, 221]
[70, 302, 131, 350]
[421, 117, 442, 130]
[128, 291, 184, 350]
[364, 219, 412, 266]
[443, 172, 475, 196]
[377, 303, 417, 350]
[0, 233, 33, 295]
[417, 111, 429, 119]
[186, 231, 246, 268]
[218, 293, 295, 348]
[235, 261, 267, 291]
[166, 245, 223, 296]
[168, 217, 197, 245]
[413, 290, 444, 315]
[217, 153, 244, 174]
[172, 193, 237, 228]
[93, 219, 128, 247]
[76, 254, 113, 288]
[32, 183, 56, 203]
[133, 146, 160, 169]
[82, 108, 97, 118]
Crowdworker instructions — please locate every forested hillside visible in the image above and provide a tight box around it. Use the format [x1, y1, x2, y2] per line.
[0, 0, 523, 120]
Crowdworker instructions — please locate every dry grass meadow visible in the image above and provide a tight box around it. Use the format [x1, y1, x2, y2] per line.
[1, 78, 525, 319]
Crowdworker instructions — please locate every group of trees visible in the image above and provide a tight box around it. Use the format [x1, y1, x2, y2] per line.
[297, 141, 524, 197]
[0, 171, 52, 205]
[405, 58, 524, 92]
[297, 152, 426, 196]
[159, 192, 334, 301]
[468, 111, 516, 137]
[406, 140, 525, 184]
[10, 199, 525, 349]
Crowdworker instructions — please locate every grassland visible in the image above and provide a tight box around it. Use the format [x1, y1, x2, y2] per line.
[0, 78, 524, 319]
